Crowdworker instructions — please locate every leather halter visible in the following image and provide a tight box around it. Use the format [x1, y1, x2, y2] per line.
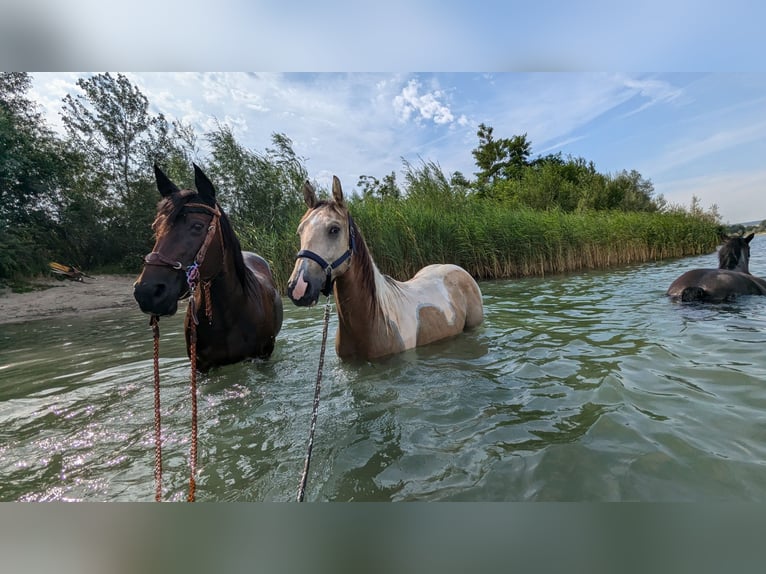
[295, 214, 356, 296]
[142, 202, 223, 298]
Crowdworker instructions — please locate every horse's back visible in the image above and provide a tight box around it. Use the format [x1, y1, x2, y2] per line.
[242, 251, 283, 333]
[411, 263, 484, 329]
[667, 268, 766, 302]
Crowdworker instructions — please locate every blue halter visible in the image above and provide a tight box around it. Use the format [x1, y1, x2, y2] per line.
[295, 214, 356, 296]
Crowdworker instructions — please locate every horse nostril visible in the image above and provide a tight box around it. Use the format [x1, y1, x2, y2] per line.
[153, 284, 166, 299]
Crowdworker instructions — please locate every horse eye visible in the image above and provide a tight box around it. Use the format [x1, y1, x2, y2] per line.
[191, 222, 205, 232]
[329, 226, 340, 235]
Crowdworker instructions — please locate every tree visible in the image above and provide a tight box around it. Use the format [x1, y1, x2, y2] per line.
[357, 171, 401, 200]
[472, 123, 532, 186]
[0, 73, 69, 279]
[60, 72, 171, 209]
[58, 73, 185, 268]
[357, 174, 381, 199]
[0, 73, 64, 224]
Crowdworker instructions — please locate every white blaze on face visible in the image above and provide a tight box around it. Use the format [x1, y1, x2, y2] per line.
[292, 271, 308, 300]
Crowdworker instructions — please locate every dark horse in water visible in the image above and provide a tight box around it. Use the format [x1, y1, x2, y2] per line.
[133, 164, 283, 371]
[667, 233, 766, 302]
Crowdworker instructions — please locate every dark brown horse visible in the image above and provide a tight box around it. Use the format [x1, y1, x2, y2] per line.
[667, 233, 766, 302]
[133, 164, 283, 371]
[286, 176, 484, 361]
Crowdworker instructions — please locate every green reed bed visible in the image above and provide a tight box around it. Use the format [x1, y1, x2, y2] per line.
[241, 197, 722, 293]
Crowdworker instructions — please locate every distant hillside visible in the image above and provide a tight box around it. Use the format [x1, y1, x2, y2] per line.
[736, 219, 765, 227]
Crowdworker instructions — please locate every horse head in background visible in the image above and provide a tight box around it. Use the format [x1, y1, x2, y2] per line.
[133, 164, 283, 371]
[667, 233, 766, 302]
[286, 175, 484, 361]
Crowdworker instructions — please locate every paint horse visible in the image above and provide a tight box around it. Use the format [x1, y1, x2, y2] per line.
[667, 233, 766, 302]
[286, 176, 484, 360]
[133, 164, 283, 371]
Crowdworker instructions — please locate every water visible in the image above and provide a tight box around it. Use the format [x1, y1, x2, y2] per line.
[2, 236, 766, 501]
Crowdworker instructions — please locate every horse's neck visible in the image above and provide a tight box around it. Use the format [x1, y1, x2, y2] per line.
[334, 251, 390, 333]
[720, 247, 750, 273]
[737, 260, 750, 274]
[196, 254, 253, 325]
[727, 259, 750, 273]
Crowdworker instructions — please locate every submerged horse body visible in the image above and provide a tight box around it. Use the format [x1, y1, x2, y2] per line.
[667, 233, 766, 302]
[286, 176, 484, 361]
[133, 164, 283, 371]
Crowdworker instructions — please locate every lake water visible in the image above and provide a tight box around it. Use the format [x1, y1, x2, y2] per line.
[1, 236, 765, 501]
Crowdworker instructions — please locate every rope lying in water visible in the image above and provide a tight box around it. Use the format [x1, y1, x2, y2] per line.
[297, 297, 332, 502]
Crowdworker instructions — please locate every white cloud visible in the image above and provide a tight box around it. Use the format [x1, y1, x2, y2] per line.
[619, 76, 683, 116]
[393, 79, 455, 125]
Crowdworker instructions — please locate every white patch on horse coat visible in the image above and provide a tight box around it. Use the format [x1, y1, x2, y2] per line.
[373, 263, 460, 349]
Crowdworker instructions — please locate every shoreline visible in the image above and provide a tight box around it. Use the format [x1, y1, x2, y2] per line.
[0, 275, 139, 325]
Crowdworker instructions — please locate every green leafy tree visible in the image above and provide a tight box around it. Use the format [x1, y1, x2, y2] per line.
[357, 174, 381, 199]
[61, 72, 172, 206]
[0, 72, 69, 279]
[357, 171, 401, 200]
[60, 72, 177, 267]
[472, 123, 532, 187]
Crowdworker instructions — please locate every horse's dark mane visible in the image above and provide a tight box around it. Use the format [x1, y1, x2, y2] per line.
[347, 213, 402, 318]
[718, 236, 749, 271]
[154, 190, 252, 291]
[218, 207, 253, 291]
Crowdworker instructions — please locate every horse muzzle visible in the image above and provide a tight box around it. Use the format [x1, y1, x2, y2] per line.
[133, 280, 182, 316]
[287, 270, 321, 306]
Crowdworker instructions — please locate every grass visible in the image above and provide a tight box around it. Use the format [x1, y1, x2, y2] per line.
[238, 196, 722, 294]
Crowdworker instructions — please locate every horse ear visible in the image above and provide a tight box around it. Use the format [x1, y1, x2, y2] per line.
[303, 180, 318, 208]
[332, 176, 345, 206]
[745, 232, 755, 243]
[154, 164, 180, 197]
[193, 163, 216, 206]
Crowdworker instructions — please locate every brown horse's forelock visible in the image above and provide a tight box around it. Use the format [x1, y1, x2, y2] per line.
[152, 190, 251, 290]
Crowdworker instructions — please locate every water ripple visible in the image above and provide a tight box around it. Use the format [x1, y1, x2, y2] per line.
[2, 237, 766, 500]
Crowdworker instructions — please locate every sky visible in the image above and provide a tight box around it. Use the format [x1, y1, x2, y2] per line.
[5, 2, 766, 225]
[27, 72, 766, 224]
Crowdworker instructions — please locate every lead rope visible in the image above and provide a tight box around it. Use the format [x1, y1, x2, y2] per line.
[187, 309, 198, 502]
[149, 309, 198, 502]
[297, 297, 332, 502]
[151, 315, 162, 502]
[185, 273, 202, 503]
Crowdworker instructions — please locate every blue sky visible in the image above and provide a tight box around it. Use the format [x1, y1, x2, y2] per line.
[6, 2, 766, 224]
[29, 72, 766, 224]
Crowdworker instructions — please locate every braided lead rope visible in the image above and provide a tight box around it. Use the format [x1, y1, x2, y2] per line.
[187, 310, 198, 502]
[150, 315, 163, 502]
[297, 297, 332, 502]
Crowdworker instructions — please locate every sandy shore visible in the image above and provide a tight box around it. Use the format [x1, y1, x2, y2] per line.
[0, 275, 139, 325]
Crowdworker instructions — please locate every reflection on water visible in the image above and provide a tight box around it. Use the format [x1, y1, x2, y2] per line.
[2, 236, 766, 501]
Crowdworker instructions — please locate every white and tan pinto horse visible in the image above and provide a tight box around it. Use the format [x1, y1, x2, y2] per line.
[286, 176, 484, 361]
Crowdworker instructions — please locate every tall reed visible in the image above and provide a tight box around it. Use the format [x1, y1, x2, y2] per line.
[239, 196, 722, 293]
